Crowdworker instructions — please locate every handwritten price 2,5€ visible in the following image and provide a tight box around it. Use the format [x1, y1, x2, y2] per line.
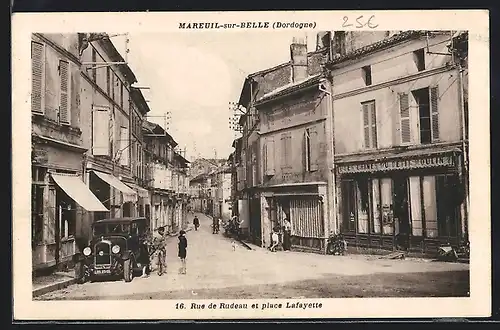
[342, 15, 379, 29]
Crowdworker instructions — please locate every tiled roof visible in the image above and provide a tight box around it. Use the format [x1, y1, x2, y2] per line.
[327, 30, 424, 67]
[255, 74, 323, 105]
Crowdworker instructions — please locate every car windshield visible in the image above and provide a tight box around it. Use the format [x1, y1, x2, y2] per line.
[108, 223, 130, 235]
[93, 224, 106, 236]
[92, 223, 130, 236]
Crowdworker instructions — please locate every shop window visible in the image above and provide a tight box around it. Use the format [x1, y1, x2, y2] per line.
[436, 174, 459, 238]
[380, 178, 393, 235]
[57, 190, 76, 239]
[409, 176, 423, 236]
[341, 180, 356, 232]
[31, 184, 44, 245]
[422, 176, 438, 238]
[123, 202, 133, 217]
[371, 178, 381, 234]
[356, 179, 370, 233]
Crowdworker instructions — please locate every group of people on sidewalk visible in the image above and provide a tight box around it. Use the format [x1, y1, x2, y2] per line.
[269, 218, 292, 252]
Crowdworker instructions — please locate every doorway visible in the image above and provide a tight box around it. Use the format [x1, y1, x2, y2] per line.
[393, 176, 410, 250]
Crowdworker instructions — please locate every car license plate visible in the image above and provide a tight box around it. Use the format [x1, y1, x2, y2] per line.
[95, 269, 111, 275]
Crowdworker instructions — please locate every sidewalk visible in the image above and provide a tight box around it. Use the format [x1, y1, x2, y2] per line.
[32, 270, 77, 298]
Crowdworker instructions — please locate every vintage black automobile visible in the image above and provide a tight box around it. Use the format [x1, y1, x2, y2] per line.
[73, 217, 150, 283]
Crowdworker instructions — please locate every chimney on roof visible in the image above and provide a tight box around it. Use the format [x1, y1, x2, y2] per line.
[316, 31, 332, 51]
[290, 37, 308, 82]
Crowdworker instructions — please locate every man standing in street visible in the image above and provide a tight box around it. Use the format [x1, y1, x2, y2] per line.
[178, 230, 188, 274]
[150, 226, 168, 276]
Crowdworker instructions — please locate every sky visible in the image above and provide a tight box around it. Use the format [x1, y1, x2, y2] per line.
[110, 31, 318, 161]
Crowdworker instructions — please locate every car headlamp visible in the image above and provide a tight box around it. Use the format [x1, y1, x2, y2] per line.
[111, 245, 121, 254]
[83, 247, 91, 256]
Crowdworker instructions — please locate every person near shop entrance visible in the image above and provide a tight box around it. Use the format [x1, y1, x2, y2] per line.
[269, 229, 279, 252]
[283, 217, 292, 251]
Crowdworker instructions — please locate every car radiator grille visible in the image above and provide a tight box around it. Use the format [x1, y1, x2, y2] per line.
[95, 242, 111, 265]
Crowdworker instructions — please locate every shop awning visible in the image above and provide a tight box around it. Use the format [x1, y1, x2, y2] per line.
[51, 173, 108, 212]
[126, 183, 150, 199]
[91, 171, 137, 202]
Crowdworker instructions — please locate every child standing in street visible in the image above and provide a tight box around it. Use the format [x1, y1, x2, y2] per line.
[178, 230, 188, 274]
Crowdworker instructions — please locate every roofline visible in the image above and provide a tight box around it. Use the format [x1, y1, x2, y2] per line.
[255, 75, 324, 107]
[96, 34, 138, 84]
[130, 87, 150, 115]
[325, 30, 425, 69]
[142, 120, 178, 147]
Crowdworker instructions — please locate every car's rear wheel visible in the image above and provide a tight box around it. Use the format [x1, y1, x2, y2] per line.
[124, 258, 134, 282]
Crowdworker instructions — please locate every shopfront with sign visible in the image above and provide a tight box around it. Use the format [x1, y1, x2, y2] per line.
[336, 147, 465, 256]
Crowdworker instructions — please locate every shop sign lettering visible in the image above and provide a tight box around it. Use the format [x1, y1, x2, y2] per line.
[338, 155, 455, 174]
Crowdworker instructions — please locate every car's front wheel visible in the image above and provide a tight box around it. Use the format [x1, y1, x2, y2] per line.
[123, 258, 134, 282]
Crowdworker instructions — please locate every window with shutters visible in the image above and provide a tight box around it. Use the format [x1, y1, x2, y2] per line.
[281, 133, 292, 169]
[399, 93, 411, 144]
[412, 87, 439, 144]
[92, 106, 110, 156]
[31, 41, 45, 114]
[58, 60, 70, 124]
[120, 83, 124, 109]
[304, 129, 311, 172]
[362, 101, 377, 149]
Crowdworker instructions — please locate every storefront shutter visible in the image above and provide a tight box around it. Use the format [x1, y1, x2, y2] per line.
[92, 107, 110, 156]
[45, 187, 57, 244]
[399, 93, 411, 144]
[362, 103, 371, 148]
[430, 86, 440, 141]
[31, 41, 44, 114]
[309, 127, 319, 171]
[59, 60, 70, 124]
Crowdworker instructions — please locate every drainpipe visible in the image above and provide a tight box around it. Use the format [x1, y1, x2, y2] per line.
[319, 77, 337, 253]
[457, 61, 469, 241]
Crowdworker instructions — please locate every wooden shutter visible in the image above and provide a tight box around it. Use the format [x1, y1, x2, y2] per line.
[430, 86, 440, 141]
[303, 130, 310, 172]
[280, 134, 286, 168]
[265, 138, 275, 175]
[31, 41, 45, 114]
[309, 127, 319, 171]
[399, 93, 411, 144]
[92, 107, 110, 155]
[370, 102, 377, 148]
[59, 60, 70, 124]
[362, 103, 370, 148]
[119, 126, 129, 166]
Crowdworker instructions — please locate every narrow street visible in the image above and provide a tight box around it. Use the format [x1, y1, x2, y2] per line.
[37, 213, 470, 300]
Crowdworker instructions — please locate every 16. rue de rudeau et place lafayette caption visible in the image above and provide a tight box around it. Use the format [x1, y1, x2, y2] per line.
[176, 301, 323, 311]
